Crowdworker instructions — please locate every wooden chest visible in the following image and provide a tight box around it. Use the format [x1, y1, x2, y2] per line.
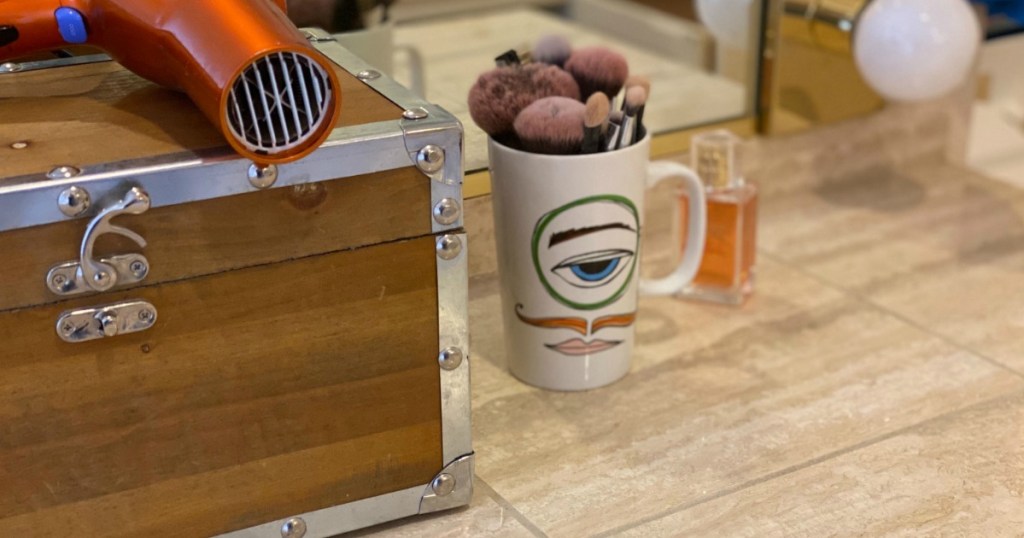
[0, 30, 471, 537]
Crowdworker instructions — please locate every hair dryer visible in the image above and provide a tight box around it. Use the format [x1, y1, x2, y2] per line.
[0, 0, 342, 165]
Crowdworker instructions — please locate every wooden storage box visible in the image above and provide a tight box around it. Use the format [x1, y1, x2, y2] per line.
[0, 30, 471, 537]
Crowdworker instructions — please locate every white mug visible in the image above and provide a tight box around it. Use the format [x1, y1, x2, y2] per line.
[489, 134, 707, 391]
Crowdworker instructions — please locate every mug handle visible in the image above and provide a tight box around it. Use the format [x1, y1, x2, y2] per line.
[639, 160, 707, 296]
[394, 44, 426, 97]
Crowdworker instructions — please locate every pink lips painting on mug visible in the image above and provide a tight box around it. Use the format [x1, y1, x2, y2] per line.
[516, 305, 634, 357]
[546, 338, 622, 356]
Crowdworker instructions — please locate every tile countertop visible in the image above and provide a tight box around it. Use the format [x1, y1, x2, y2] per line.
[357, 93, 1024, 536]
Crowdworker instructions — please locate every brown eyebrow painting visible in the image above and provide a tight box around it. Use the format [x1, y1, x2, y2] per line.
[549, 223, 637, 247]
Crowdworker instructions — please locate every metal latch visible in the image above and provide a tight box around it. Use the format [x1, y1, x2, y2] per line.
[47, 186, 151, 296]
[56, 300, 158, 343]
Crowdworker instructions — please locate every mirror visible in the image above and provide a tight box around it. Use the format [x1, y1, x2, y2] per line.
[759, 0, 883, 135]
[289, 0, 765, 171]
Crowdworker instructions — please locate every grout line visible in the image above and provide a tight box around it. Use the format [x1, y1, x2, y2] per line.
[475, 476, 549, 538]
[597, 388, 1024, 537]
[759, 250, 1024, 380]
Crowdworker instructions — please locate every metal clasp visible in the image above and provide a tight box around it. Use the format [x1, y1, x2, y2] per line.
[46, 187, 152, 296]
[56, 300, 158, 343]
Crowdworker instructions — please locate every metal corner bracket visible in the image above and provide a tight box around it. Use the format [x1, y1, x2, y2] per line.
[399, 107, 463, 185]
[311, 34, 465, 236]
[435, 231, 470, 465]
[419, 453, 475, 514]
[301, 28, 337, 43]
[397, 106, 466, 235]
[401, 108, 465, 235]
[218, 454, 476, 538]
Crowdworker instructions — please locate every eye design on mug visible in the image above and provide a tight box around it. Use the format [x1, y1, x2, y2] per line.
[531, 195, 641, 310]
[552, 249, 635, 288]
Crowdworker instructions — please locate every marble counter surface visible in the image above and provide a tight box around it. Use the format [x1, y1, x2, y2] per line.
[358, 94, 1024, 536]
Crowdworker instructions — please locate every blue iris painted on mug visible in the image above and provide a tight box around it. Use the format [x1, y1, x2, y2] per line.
[572, 258, 620, 281]
[552, 249, 634, 289]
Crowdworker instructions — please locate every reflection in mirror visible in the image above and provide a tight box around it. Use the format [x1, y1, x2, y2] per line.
[761, 0, 883, 134]
[763, 0, 983, 135]
[288, 0, 764, 171]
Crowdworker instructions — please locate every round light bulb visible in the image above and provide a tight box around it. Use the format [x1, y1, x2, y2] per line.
[854, 0, 981, 102]
[697, 0, 755, 50]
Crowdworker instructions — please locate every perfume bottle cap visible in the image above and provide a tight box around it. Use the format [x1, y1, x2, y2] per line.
[691, 129, 743, 190]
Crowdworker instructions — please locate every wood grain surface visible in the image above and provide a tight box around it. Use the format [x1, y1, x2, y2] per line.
[0, 166, 430, 313]
[0, 58, 402, 179]
[0, 236, 442, 537]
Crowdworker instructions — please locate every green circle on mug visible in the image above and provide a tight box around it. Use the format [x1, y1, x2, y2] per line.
[531, 195, 640, 311]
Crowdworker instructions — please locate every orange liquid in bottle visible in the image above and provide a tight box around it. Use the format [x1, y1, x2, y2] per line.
[679, 187, 757, 300]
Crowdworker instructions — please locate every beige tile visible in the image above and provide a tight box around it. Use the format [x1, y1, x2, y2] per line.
[739, 90, 1023, 372]
[465, 196, 498, 280]
[468, 260, 1023, 536]
[867, 253, 1024, 373]
[622, 391, 1024, 538]
[760, 162, 1024, 289]
[349, 479, 537, 537]
[758, 160, 1024, 372]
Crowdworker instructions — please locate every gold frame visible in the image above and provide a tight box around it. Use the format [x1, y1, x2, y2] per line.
[758, 0, 882, 135]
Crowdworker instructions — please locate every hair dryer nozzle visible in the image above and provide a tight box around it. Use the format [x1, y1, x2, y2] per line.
[225, 50, 339, 163]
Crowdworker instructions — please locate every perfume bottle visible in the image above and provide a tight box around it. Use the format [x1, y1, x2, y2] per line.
[678, 130, 757, 305]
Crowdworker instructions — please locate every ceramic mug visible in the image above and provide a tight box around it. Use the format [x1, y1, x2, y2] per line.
[489, 133, 707, 391]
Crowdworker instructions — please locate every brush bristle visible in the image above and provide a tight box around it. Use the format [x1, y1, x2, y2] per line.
[533, 34, 573, 67]
[513, 96, 586, 155]
[609, 109, 624, 124]
[624, 86, 647, 114]
[625, 74, 651, 96]
[563, 47, 629, 101]
[585, 92, 610, 129]
[468, 64, 581, 136]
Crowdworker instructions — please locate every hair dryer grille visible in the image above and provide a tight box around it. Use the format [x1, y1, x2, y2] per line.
[227, 52, 334, 156]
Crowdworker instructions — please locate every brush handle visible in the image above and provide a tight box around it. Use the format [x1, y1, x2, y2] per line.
[639, 161, 707, 297]
[495, 49, 521, 66]
[581, 126, 602, 154]
[604, 122, 621, 152]
[618, 115, 636, 149]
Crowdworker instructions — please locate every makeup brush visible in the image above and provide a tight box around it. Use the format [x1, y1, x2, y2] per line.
[495, 49, 522, 67]
[513, 96, 586, 155]
[605, 109, 623, 152]
[496, 42, 535, 67]
[624, 75, 650, 99]
[616, 86, 647, 150]
[468, 64, 581, 137]
[563, 46, 629, 101]
[624, 74, 651, 134]
[533, 34, 572, 67]
[581, 92, 610, 154]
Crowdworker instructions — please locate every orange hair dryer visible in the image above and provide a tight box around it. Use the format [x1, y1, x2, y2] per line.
[0, 0, 342, 164]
